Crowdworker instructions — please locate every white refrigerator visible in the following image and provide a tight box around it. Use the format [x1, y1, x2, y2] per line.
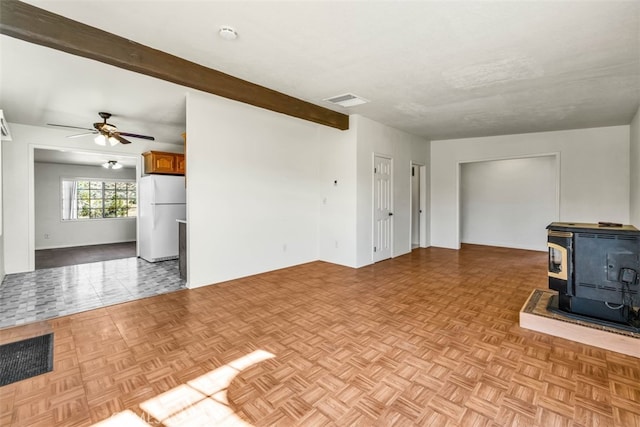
[139, 175, 186, 262]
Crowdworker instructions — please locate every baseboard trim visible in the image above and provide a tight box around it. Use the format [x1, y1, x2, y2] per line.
[35, 240, 136, 251]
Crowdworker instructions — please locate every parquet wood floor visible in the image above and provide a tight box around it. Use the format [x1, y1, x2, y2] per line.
[1, 245, 639, 426]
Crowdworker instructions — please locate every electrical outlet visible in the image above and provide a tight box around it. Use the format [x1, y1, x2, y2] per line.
[283, 244, 287, 252]
[44, 234, 50, 239]
[335, 240, 339, 248]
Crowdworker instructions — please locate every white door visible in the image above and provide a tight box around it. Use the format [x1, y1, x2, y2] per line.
[373, 155, 393, 262]
[411, 164, 420, 248]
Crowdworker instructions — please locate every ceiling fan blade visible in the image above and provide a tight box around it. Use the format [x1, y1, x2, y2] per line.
[50, 113, 152, 145]
[118, 132, 155, 141]
[112, 133, 132, 144]
[48, 123, 95, 131]
[67, 131, 97, 138]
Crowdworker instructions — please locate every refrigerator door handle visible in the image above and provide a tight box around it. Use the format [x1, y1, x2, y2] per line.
[152, 204, 156, 230]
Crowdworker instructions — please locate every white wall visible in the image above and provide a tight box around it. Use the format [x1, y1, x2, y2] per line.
[185, 94, 430, 287]
[34, 162, 136, 249]
[431, 126, 630, 249]
[186, 92, 345, 287]
[316, 123, 359, 268]
[355, 115, 430, 267]
[0, 234, 4, 284]
[460, 156, 558, 251]
[0, 137, 4, 283]
[3, 122, 182, 274]
[630, 106, 640, 228]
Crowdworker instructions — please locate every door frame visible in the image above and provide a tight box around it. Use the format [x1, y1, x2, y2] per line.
[410, 162, 428, 248]
[27, 144, 142, 271]
[456, 152, 560, 249]
[372, 153, 393, 263]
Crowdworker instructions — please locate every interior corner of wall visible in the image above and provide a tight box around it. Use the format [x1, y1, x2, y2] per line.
[0, 234, 4, 283]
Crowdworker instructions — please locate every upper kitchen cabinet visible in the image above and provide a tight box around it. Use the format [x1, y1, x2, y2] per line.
[143, 151, 185, 176]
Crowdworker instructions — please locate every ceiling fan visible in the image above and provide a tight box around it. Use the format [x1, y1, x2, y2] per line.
[48, 112, 155, 145]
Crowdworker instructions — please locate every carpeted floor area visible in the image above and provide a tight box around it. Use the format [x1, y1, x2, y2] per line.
[35, 242, 136, 270]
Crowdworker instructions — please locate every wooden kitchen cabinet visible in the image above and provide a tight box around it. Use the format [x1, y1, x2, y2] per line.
[176, 154, 186, 174]
[143, 151, 185, 175]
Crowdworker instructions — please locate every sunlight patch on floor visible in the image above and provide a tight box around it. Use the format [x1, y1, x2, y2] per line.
[91, 350, 275, 426]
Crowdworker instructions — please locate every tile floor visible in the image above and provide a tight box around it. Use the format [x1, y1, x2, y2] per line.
[0, 257, 186, 329]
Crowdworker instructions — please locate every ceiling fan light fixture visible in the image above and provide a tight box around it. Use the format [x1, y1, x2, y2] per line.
[95, 132, 119, 146]
[102, 160, 122, 170]
[53, 112, 154, 145]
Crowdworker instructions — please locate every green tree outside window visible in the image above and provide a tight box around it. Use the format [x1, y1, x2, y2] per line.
[62, 179, 136, 220]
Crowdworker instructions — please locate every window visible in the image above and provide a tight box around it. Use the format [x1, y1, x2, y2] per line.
[62, 179, 136, 220]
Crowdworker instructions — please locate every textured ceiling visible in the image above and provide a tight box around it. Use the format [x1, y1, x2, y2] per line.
[1, 0, 639, 146]
[0, 36, 189, 145]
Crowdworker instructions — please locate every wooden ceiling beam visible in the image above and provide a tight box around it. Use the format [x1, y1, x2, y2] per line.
[0, 0, 349, 131]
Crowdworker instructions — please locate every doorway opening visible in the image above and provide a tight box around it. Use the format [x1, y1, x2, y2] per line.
[410, 162, 427, 249]
[0, 145, 186, 329]
[459, 154, 559, 251]
[33, 147, 140, 269]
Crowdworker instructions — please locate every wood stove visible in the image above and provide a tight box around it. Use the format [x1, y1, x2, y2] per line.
[547, 222, 640, 328]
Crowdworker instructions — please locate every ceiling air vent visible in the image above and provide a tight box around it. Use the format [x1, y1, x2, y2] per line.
[0, 110, 12, 141]
[323, 93, 369, 107]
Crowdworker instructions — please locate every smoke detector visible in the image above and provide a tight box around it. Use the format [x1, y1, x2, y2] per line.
[219, 26, 238, 40]
[323, 93, 369, 108]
